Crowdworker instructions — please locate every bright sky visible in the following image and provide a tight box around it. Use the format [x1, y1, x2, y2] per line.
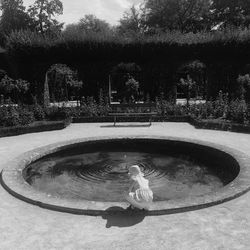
[22, 0, 143, 26]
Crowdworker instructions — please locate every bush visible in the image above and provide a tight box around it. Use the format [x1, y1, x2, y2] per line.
[18, 108, 35, 125]
[55, 107, 74, 120]
[80, 97, 99, 116]
[0, 105, 20, 127]
[226, 99, 248, 123]
[164, 103, 187, 116]
[0, 104, 35, 127]
[30, 104, 45, 120]
[44, 105, 58, 118]
[0, 75, 31, 104]
[45, 104, 79, 120]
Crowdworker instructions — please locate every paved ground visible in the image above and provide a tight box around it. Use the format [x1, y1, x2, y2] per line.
[1, 122, 250, 250]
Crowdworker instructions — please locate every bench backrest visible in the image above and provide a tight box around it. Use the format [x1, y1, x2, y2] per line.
[110, 103, 156, 113]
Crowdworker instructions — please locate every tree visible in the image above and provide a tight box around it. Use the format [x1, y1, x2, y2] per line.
[178, 60, 207, 98]
[47, 64, 83, 102]
[118, 5, 145, 37]
[209, 0, 250, 28]
[0, 0, 35, 43]
[63, 15, 114, 38]
[143, 0, 211, 33]
[68, 79, 83, 105]
[63, 23, 82, 36]
[79, 14, 113, 34]
[178, 75, 196, 106]
[28, 0, 63, 35]
[125, 76, 140, 103]
[111, 63, 141, 102]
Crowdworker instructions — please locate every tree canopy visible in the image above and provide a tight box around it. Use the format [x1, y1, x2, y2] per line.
[117, 0, 250, 33]
[64, 15, 114, 38]
[210, 0, 250, 28]
[0, 0, 35, 43]
[28, 0, 63, 35]
[118, 5, 145, 37]
[79, 15, 113, 34]
[142, 0, 212, 33]
[47, 64, 83, 102]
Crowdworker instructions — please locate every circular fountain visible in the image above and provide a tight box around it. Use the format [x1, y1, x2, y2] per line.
[1, 136, 250, 215]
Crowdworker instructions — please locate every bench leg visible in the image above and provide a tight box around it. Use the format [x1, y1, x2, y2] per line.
[149, 116, 152, 126]
[114, 116, 116, 126]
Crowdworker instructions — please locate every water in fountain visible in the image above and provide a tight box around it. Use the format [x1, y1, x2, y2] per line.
[23, 149, 224, 202]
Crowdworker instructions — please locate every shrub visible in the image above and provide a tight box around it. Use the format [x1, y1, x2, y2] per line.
[98, 90, 111, 116]
[165, 103, 187, 116]
[0, 105, 20, 127]
[226, 99, 248, 123]
[45, 105, 71, 120]
[30, 104, 45, 120]
[212, 91, 229, 118]
[18, 108, 35, 125]
[44, 105, 58, 118]
[80, 97, 98, 116]
[0, 75, 30, 104]
[156, 94, 188, 116]
[193, 102, 214, 119]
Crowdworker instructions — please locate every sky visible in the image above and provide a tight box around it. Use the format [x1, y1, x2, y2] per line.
[22, 0, 143, 26]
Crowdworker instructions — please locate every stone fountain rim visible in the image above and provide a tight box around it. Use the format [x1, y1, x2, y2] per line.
[1, 135, 250, 216]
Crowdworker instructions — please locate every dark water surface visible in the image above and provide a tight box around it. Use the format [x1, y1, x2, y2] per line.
[22, 139, 236, 202]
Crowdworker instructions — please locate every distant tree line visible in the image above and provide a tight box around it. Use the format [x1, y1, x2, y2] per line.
[0, 0, 63, 44]
[3, 0, 250, 44]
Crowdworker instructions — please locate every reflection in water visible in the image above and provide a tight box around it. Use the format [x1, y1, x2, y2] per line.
[23, 151, 223, 202]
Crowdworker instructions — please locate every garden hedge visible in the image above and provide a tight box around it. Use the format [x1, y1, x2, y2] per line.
[73, 115, 250, 134]
[1, 114, 250, 137]
[3, 29, 250, 100]
[0, 119, 71, 138]
[190, 118, 250, 133]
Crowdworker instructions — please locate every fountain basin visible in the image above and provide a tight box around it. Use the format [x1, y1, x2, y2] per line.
[1, 136, 250, 215]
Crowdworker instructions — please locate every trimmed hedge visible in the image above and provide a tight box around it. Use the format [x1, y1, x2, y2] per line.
[190, 118, 250, 133]
[72, 115, 190, 123]
[1, 113, 250, 137]
[6, 29, 250, 61]
[0, 119, 71, 138]
[73, 115, 250, 134]
[5, 29, 250, 100]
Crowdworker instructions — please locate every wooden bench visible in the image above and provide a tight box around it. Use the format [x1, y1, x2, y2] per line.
[108, 112, 157, 126]
[108, 102, 157, 126]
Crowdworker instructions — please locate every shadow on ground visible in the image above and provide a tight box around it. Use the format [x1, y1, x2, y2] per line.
[102, 206, 146, 228]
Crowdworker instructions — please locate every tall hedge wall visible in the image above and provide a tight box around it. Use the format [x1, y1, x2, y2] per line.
[3, 29, 250, 100]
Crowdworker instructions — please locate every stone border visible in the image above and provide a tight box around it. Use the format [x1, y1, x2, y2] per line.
[1, 135, 250, 216]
